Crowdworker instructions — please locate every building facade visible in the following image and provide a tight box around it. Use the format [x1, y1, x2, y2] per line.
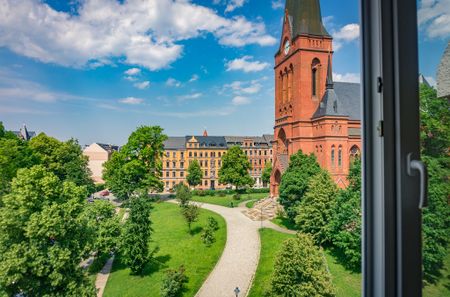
[270, 0, 362, 197]
[83, 143, 120, 183]
[162, 132, 273, 192]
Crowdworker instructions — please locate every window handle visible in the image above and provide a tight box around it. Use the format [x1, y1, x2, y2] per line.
[407, 153, 428, 209]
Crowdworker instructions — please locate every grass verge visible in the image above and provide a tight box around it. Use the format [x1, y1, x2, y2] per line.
[103, 202, 226, 297]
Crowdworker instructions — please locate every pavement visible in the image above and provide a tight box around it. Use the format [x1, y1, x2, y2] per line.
[168, 200, 296, 297]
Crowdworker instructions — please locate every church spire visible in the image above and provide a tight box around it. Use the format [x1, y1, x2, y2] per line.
[285, 0, 330, 37]
[326, 55, 334, 89]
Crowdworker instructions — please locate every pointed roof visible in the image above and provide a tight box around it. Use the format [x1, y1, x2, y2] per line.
[203, 129, 208, 137]
[285, 0, 330, 38]
[437, 41, 450, 98]
[326, 55, 333, 89]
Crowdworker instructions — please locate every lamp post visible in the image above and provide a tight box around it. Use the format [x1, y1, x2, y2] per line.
[234, 287, 240, 297]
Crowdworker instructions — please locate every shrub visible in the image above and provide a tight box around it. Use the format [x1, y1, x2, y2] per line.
[176, 184, 191, 207]
[160, 266, 188, 297]
[205, 189, 216, 196]
[207, 217, 219, 231]
[197, 190, 207, 196]
[201, 227, 216, 246]
[271, 233, 335, 297]
[218, 191, 226, 197]
[232, 193, 241, 200]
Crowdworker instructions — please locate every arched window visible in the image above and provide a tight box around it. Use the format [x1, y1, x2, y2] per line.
[288, 64, 293, 101]
[350, 145, 361, 163]
[331, 145, 335, 166]
[312, 58, 321, 97]
[338, 145, 343, 167]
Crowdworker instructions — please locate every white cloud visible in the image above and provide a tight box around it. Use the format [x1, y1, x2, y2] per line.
[124, 76, 138, 82]
[166, 78, 182, 87]
[119, 97, 144, 105]
[226, 56, 270, 73]
[189, 74, 199, 82]
[333, 72, 361, 83]
[271, 0, 284, 10]
[232, 95, 251, 105]
[178, 92, 203, 101]
[225, 0, 246, 13]
[418, 0, 450, 38]
[224, 80, 262, 94]
[332, 23, 360, 50]
[134, 81, 150, 89]
[0, 0, 276, 70]
[124, 68, 141, 76]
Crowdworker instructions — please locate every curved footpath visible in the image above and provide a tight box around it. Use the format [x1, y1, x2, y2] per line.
[168, 200, 296, 297]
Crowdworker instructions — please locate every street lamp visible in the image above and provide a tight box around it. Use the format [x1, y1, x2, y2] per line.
[234, 287, 241, 297]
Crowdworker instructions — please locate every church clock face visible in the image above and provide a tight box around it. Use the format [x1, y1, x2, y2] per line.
[284, 40, 290, 55]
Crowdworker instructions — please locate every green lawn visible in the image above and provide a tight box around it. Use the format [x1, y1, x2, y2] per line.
[248, 228, 361, 297]
[271, 216, 298, 231]
[103, 202, 227, 297]
[248, 228, 294, 297]
[191, 193, 267, 208]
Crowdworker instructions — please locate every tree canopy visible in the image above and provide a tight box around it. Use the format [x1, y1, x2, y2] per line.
[279, 150, 322, 220]
[0, 166, 96, 296]
[262, 162, 272, 185]
[295, 170, 338, 246]
[103, 126, 167, 200]
[186, 159, 202, 188]
[218, 146, 254, 189]
[271, 233, 335, 297]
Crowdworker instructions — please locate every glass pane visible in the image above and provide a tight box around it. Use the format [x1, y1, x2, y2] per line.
[417, 1, 450, 295]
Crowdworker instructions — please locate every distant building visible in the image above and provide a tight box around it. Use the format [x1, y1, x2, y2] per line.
[162, 132, 273, 192]
[83, 143, 120, 183]
[437, 41, 450, 99]
[12, 123, 36, 141]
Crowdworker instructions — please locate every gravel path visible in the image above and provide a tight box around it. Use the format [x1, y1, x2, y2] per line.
[95, 256, 114, 297]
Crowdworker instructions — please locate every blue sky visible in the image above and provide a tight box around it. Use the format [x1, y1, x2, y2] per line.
[0, 0, 448, 145]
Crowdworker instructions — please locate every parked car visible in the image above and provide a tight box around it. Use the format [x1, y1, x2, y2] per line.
[99, 190, 110, 197]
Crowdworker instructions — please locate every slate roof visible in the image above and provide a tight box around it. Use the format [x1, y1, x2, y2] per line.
[186, 136, 228, 148]
[437, 41, 450, 98]
[96, 143, 120, 152]
[313, 82, 362, 121]
[285, 0, 330, 38]
[164, 137, 186, 150]
[12, 124, 36, 141]
[225, 136, 274, 147]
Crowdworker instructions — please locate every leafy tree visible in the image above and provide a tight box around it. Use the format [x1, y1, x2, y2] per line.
[104, 153, 148, 200]
[0, 165, 96, 296]
[0, 136, 37, 197]
[103, 126, 167, 200]
[279, 151, 322, 220]
[295, 170, 338, 245]
[83, 200, 121, 257]
[0, 121, 4, 138]
[328, 160, 362, 271]
[181, 204, 200, 233]
[262, 161, 272, 186]
[422, 156, 450, 284]
[271, 233, 335, 297]
[219, 146, 254, 190]
[186, 159, 202, 188]
[419, 84, 450, 157]
[120, 195, 153, 274]
[201, 226, 216, 246]
[29, 133, 94, 193]
[160, 266, 188, 297]
[176, 183, 191, 207]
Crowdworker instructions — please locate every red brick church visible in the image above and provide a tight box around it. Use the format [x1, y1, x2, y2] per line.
[270, 0, 361, 197]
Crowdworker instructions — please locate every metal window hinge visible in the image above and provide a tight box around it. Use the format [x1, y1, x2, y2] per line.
[377, 77, 383, 93]
[377, 120, 384, 137]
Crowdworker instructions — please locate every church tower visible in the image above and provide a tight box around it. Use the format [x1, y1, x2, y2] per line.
[271, 0, 334, 196]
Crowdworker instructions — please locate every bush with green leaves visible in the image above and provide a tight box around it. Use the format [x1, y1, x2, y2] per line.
[120, 195, 153, 274]
[176, 183, 191, 207]
[181, 204, 200, 233]
[279, 150, 322, 220]
[201, 226, 216, 246]
[232, 193, 241, 200]
[218, 191, 227, 197]
[207, 217, 219, 231]
[160, 266, 188, 297]
[295, 170, 338, 246]
[271, 233, 335, 297]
